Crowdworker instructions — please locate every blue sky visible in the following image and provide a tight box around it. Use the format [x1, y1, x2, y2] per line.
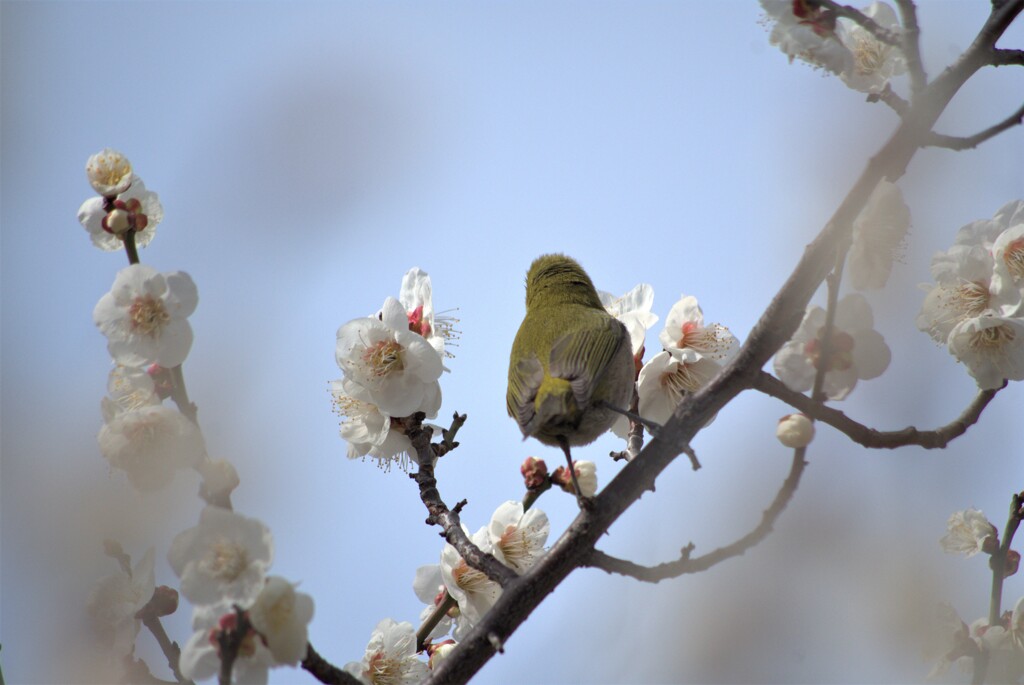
[2, 2, 1023, 683]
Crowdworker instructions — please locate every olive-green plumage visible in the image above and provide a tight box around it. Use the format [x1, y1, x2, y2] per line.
[506, 254, 634, 453]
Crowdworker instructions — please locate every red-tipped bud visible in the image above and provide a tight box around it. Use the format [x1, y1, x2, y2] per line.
[521, 457, 548, 490]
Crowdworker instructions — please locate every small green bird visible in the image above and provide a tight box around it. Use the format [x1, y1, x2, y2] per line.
[507, 254, 635, 492]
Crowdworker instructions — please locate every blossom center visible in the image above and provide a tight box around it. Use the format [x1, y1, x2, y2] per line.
[851, 36, 884, 76]
[677, 322, 733, 358]
[452, 559, 490, 594]
[967, 323, 1016, 351]
[362, 340, 404, 377]
[498, 525, 534, 569]
[367, 650, 403, 685]
[953, 281, 991, 317]
[201, 538, 250, 583]
[804, 329, 855, 371]
[659, 361, 704, 400]
[128, 295, 171, 337]
[1004, 238, 1024, 282]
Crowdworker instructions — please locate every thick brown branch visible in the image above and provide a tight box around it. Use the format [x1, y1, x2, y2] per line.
[301, 643, 361, 685]
[925, 101, 1024, 150]
[585, 445, 808, 582]
[753, 371, 1002, 449]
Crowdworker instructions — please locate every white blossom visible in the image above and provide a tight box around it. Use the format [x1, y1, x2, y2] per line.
[398, 267, 458, 360]
[940, 508, 996, 558]
[249, 576, 314, 667]
[168, 506, 273, 607]
[78, 177, 163, 252]
[87, 548, 155, 657]
[835, 2, 907, 93]
[599, 283, 659, 355]
[103, 365, 161, 417]
[439, 528, 501, 626]
[487, 501, 549, 574]
[336, 298, 443, 417]
[573, 460, 598, 497]
[760, 0, 849, 74]
[344, 618, 429, 685]
[773, 293, 891, 400]
[93, 264, 197, 368]
[330, 378, 435, 469]
[85, 148, 134, 196]
[849, 180, 911, 290]
[776, 414, 815, 448]
[948, 314, 1024, 389]
[635, 350, 725, 426]
[658, 295, 738, 362]
[98, 405, 204, 491]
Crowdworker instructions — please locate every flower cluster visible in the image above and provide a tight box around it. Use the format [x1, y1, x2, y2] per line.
[170, 507, 315, 681]
[78, 148, 164, 252]
[760, 1, 907, 94]
[332, 268, 452, 469]
[607, 293, 738, 435]
[917, 201, 1024, 389]
[80, 150, 207, 493]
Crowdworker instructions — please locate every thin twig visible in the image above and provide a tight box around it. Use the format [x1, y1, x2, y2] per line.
[753, 372, 1003, 449]
[989, 492, 1024, 626]
[141, 615, 193, 685]
[925, 101, 1024, 150]
[991, 48, 1024, 66]
[867, 83, 909, 115]
[407, 415, 518, 588]
[301, 643, 362, 685]
[815, 0, 902, 45]
[586, 445, 808, 581]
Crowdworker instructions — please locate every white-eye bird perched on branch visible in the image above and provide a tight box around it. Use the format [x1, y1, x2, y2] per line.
[507, 254, 635, 497]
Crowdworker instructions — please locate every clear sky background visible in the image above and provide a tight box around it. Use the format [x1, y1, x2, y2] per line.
[2, 2, 1023, 684]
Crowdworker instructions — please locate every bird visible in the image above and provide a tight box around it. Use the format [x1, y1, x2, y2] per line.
[507, 254, 635, 498]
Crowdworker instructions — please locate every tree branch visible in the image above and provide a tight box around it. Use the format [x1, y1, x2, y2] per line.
[301, 643, 362, 685]
[753, 371, 1002, 449]
[924, 101, 1024, 150]
[815, 0, 901, 45]
[422, 4, 1024, 682]
[588, 451, 807, 583]
[991, 48, 1024, 66]
[407, 416, 518, 588]
[894, 0, 927, 93]
[988, 492, 1024, 626]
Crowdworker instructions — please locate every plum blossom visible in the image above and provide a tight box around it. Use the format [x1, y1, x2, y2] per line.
[835, 2, 907, 93]
[599, 283, 659, 356]
[93, 264, 197, 368]
[776, 414, 815, 448]
[487, 501, 549, 574]
[849, 180, 911, 290]
[572, 460, 598, 497]
[98, 405, 204, 491]
[760, 0, 848, 74]
[85, 148, 134, 197]
[940, 508, 997, 558]
[634, 350, 726, 426]
[87, 548, 155, 657]
[78, 177, 163, 252]
[398, 267, 459, 360]
[948, 314, 1024, 389]
[344, 618, 429, 685]
[336, 297, 443, 417]
[440, 527, 501, 626]
[658, 295, 738, 362]
[168, 506, 273, 607]
[180, 610, 274, 685]
[774, 293, 891, 400]
[248, 576, 315, 666]
[330, 378, 437, 469]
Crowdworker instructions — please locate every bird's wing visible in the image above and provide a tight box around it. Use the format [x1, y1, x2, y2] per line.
[507, 353, 545, 433]
[548, 315, 628, 408]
